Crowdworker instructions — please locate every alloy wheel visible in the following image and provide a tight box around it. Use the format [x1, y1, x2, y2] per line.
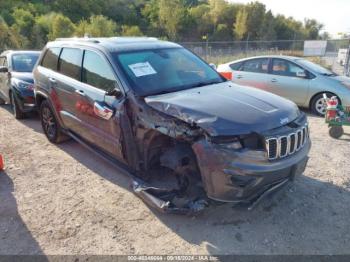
[42, 106, 56, 139]
[315, 97, 326, 116]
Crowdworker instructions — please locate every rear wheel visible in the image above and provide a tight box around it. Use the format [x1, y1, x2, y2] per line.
[11, 92, 25, 119]
[311, 93, 336, 117]
[40, 100, 68, 143]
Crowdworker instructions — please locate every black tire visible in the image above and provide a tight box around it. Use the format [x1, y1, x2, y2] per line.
[311, 93, 336, 117]
[329, 126, 344, 139]
[11, 92, 25, 119]
[40, 100, 69, 143]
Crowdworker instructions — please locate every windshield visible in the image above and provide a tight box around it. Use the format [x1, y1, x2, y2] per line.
[12, 53, 40, 72]
[113, 48, 224, 96]
[296, 59, 335, 76]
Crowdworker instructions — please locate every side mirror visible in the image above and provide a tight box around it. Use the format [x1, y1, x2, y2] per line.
[0, 66, 8, 73]
[209, 63, 217, 71]
[106, 86, 123, 99]
[296, 71, 306, 78]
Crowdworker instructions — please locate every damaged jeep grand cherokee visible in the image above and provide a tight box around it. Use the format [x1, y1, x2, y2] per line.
[33, 37, 310, 214]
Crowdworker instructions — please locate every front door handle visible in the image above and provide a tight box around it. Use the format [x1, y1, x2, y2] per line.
[271, 78, 278, 83]
[75, 90, 85, 97]
[236, 75, 243, 79]
[48, 77, 56, 83]
[93, 101, 114, 120]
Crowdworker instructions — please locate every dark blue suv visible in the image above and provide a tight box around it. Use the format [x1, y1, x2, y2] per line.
[0, 50, 40, 119]
[33, 37, 310, 214]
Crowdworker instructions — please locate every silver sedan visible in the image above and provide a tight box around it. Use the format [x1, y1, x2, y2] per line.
[217, 55, 350, 116]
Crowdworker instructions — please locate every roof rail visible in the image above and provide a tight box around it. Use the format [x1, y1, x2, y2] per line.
[54, 37, 100, 43]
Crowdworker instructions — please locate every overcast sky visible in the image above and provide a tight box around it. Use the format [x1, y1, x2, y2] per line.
[229, 0, 350, 37]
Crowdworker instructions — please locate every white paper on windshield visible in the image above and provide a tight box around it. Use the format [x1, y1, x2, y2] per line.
[128, 62, 157, 77]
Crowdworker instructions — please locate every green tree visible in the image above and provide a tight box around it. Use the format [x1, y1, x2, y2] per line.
[75, 15, 117, 37]
[121, 25, 144, 36]
[304, 19, 323, 39]
[158, 0, 188, 40]
[12, 8, 35, 39]
[259, 10, 276, 41]
[234, 7, 248, 40]
[0, 18, 22, 50]
[49, 14, 75, 40]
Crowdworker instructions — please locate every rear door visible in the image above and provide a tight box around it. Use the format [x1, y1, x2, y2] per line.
[54, 47, 84, 132]
[230, 58, 270, 90]
[73, 49, 124, 160]
[266, 58, 310, 105]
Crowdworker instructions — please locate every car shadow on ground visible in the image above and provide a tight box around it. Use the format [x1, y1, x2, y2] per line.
[0, 105, 42, 134]
[0, 171, 47, 257]
[13, 108, 350, 254]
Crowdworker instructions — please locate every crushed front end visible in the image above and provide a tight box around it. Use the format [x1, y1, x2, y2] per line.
[192, 113, 310, 205]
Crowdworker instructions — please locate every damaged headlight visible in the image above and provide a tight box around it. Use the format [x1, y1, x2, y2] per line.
[210, 133, 264, 151]
[222, 140, 243, 150]
[210, 136, 243, 150]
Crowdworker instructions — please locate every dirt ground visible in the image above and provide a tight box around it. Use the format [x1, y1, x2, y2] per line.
[0, 104, 350, 255]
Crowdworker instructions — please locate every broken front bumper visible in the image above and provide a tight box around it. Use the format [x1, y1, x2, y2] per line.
[192, 138, 310, 203]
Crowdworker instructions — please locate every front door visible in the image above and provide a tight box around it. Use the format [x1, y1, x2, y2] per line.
[73, 49, 124, 161]
[266, 58, 310, 105]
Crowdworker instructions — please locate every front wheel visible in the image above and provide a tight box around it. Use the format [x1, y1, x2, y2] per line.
[11, 92, 25, 119]
[311, 93, 337, 117]
[40, 100, 68, 143]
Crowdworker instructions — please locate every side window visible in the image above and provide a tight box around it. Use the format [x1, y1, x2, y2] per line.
[82, 50, 116, 92]
[272, 59, 305, 77]
[229, 62, 243, 71]
[241, 58, 269, 73]
[41, 48, 61, 71]
[58, 48, 82, 81]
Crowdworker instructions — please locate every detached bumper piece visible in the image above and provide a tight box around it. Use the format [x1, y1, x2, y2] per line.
[132, 180, 208, 215]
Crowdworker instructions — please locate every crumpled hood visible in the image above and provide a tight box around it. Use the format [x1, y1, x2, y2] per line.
[11, 72, 34, 84]
[145, 82, 300, 136]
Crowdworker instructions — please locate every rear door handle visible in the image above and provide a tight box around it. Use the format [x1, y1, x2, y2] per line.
[75, 90, 85, 97]
[271, 78, 278, 83]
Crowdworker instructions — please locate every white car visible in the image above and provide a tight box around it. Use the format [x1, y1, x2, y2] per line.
[217, 55, 350, 116]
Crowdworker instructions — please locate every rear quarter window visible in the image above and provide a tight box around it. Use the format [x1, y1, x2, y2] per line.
[41, 48, 61, 71]
[229, 62, 243, 71]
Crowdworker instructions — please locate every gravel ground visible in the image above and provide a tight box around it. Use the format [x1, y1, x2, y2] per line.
[0, 104, 350, 255]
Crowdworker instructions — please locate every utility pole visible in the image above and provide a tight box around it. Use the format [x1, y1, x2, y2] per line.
[245, 32, 250, 55]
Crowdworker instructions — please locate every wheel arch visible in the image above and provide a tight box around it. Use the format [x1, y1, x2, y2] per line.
[309, 91, 341, 109]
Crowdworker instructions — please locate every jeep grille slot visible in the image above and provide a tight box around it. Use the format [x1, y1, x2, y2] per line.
[266, 138, 278, 160]
[265, 125, 308, 161]
[279, 136, 288, 158]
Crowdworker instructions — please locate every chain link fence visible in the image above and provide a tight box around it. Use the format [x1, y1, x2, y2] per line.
[180, 39, 350, 76]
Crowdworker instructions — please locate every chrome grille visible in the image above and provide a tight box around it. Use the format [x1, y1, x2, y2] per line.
[266, 125, 309, 161]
